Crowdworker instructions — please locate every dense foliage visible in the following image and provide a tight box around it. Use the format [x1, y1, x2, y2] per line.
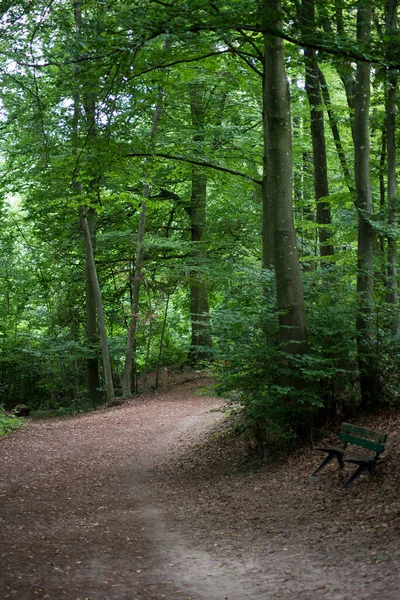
[1, 0, 399, 444]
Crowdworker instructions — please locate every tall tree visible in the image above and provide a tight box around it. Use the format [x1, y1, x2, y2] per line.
[80, 73, 104, 405]
[317, 66, 354, 193]
[186, 82, 213, 363]
[121, 201, 146, 397]
[300, 0, 334, 258]
[354, 0, 377, 405]
[84, 207, 103, 405]
[121, 67, 167, 397]
[73, 0, 114, 401]
[262, 0, 308, 357]
[385, 0, 399, 333]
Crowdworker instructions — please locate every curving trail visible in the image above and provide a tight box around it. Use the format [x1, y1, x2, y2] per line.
[1, 381, 399, 600]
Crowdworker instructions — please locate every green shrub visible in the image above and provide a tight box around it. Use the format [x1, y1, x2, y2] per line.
[0, 407, 22, 437]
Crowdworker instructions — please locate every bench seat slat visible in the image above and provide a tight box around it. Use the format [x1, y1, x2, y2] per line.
[316, 447, 376, 462]
[343, 453, 376, 463]
[316, 445, 346, 454]
[338, 432, 385, 454]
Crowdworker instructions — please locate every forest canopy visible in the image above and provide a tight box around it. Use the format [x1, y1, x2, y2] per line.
[1, 0, 399, 444]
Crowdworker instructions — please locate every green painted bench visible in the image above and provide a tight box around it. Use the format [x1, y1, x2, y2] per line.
[311, 422, 388, 489]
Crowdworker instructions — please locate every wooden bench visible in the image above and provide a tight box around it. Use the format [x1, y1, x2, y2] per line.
[311, 422, 388, 489]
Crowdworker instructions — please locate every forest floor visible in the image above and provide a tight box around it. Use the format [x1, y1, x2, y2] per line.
[1, 377, 400, 600]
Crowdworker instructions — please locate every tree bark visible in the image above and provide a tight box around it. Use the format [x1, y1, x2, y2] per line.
[186, 168, 212, 362]
[121, 63, 167, 395]
[354, 1, 377, 406]
[334, 0, 356, 140]
[82, 66, 103, 405]
[300, 0, 334, 259]
[385, 0, 399, 333]
[73, 0, 114, 401]
[262, 63, 275, 270]
[155, 292, 171, 389]
[293, 112, 315, 271]
[263, 0, 308, 356]
[379, 125, 387, 258]
[79, 208, 115, 400]
[317, 67, 354, 193]
[320, 0, 356, 141]
[121, 202, 146, 397]
[84, 208, 103, 405]
[187, 82, 212, 363]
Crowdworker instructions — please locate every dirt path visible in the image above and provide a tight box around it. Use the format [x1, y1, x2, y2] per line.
[1, 381, 400, 599]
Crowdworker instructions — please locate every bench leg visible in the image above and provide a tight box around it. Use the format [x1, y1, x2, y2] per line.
[342, 464, 367, 489]
[311, 452, 338, 477]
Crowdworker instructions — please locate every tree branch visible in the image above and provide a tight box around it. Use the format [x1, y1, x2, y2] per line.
[222, 37, 262, 77]
[125, 152, 262, 185]
[237, 28, 264, 61]
[187, 22, 397, 68]
[126, 49, 232, 82]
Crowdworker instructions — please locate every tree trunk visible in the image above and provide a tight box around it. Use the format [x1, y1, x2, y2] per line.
[187, 82, 212, 363]
[301, 0, 334, 259]
[317, 67, 354, 193]
[262, 68, 275, 270]
[293, 113, 315, 271]
[82, 68, 103, 405]
[142, 278, 154, 385]
[85, 208, 103, 405]
[378, 126, 387, 260]
[334, 0, 356, 140]
[186, 168, 212, 362]
[385, 0, 399, 334]
[354, 1, 377, 406]
[73, 0, 114, 401]
[320, 1, 356, 141]
[121, 67, 167, 395]
[121, 202, 146, 396]
[79, 208, 115, 400]
[263, 0, 308, 356]
[155, 292, 171, 389]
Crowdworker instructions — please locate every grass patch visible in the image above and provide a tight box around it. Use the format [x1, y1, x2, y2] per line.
[0, 411, 22, 437]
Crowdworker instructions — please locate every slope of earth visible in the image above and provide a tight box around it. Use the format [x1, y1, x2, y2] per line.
[0, 379, 399, 600]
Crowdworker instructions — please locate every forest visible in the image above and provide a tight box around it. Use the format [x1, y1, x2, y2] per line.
[1, 0, 400, 445]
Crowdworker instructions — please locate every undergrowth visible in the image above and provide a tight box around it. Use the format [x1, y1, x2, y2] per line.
[0, 407, 22, 437]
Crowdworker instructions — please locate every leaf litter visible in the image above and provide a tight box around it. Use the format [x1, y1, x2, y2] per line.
[0, 378, 400, 599]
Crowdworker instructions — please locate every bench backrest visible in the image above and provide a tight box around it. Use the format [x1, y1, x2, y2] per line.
[338, 422, 387, 455]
